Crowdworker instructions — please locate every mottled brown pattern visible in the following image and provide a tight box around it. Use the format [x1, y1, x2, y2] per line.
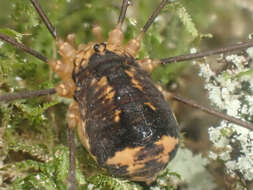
[144, 102, 157, 111]
[73, 49, 179, 183]
[106, 136, 179, 182]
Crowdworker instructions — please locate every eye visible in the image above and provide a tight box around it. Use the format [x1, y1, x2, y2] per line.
[93, 44, 100, 52]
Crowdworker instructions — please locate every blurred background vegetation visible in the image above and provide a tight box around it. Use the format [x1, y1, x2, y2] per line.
[0, 0, 253, 189]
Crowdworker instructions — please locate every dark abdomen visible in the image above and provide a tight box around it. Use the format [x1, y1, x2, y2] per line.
[73, 51, 179, 182]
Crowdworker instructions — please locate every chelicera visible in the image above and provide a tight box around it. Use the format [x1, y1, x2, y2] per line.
[0, 0, 253, 189]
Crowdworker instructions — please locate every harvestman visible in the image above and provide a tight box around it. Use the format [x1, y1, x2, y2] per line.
[0, 0, 253, 189]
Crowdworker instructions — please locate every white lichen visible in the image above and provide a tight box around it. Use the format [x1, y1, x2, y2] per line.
[198, 47, 253, 181]
[158, 148, 217, 190]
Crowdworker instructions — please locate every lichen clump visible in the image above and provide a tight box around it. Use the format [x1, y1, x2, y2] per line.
[199, 47, 253, 181]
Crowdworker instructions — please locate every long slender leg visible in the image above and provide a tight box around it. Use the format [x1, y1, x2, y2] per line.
[29, 1, 78, 189]
[0, 32, 76, 99]
[68, 127, 76, 190]
[30, 0, 57, 39]
[125, 0, 172, 57]
[118, 0, 130, 25]
[106, 0, 130, 53]
[136, 39, 253, 74]
[30, 0, 77, 97]
[159, 40, 253, 65]
[66, 102, 80, 190]
[2, 32, 253, 72]
[1, 86, 252, 131]
[30, 0, 78, 98]
[0, 89, 56, 102]
[92, 0, 130, 44]
[67, 101, 81, 190]
[155, 84, 253, 130]
[108, 0, 171, 56]
[0, 33, 48, 62]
